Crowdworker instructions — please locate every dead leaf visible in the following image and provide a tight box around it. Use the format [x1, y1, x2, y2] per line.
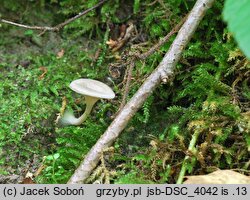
[34, 164, 46, 177]
[55, 96, 67, 124]
[106, 39, 118, 49]
[57, 49, 65, 58]
[184, 170, 250, 184]
[60, 96, 67, 116]
[106, 23, 135, 52]
[38, 66, 48, 80]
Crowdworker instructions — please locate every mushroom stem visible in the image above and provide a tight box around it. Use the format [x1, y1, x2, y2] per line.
[59, 96, 99, 126]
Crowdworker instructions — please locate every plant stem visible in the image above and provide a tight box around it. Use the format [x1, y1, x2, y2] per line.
[176, 130, 200, 184]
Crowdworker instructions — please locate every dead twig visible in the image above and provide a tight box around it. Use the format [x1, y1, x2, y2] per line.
[0, 0, 108, 33]
[118, 60, 135, 111]
[138, 14, 188, 60]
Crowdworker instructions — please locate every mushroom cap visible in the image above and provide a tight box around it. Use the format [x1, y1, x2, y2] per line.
[69, 78, 115, 99]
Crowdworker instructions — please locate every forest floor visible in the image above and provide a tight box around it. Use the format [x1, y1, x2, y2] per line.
[0, 1, 249, 184]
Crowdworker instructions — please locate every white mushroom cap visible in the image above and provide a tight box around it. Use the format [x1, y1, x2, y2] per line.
[69, 78, 115, 99]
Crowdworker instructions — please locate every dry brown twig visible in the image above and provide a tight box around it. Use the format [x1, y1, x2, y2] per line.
[68, 0, 216, 184]
[137, 14, 188, 60]
[0, 0, 108, 34]
[118, 13, 188, 111]
[118, 60, 135, 111]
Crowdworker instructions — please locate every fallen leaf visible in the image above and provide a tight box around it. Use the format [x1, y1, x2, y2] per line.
[106, 39, 118, 49]
[38, 66, 48, 80]
[55, 96, 67, 124]
[34, 164, 46, 177]
[106, 23, 135, 52]
[184, 170, 250, 184]
[60, 96, 67, 115]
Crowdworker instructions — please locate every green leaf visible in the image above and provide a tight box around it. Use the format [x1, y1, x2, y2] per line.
[223, 0, 250, 59]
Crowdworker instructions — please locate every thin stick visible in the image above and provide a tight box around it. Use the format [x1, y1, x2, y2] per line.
[118, 60, 135, 111]
[138, 14, 188, 60]
[55, 0, 108, 30]
[0, 0, 108, 32]
[68, 0, 215, 184]
[0, 19, 55, 31]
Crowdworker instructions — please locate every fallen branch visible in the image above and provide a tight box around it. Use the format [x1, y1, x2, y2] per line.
[68, 0, 215, 184]
[0, 0, 108, 32]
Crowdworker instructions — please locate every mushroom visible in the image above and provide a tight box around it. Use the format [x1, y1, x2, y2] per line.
[59, 78, 115, 126]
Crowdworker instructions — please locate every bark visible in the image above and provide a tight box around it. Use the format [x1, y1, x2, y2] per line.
[68, 0, 215, 184]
